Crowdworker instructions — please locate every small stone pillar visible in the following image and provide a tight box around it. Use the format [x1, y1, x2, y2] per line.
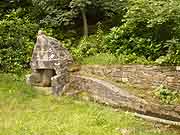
[26, 30, 73, 95]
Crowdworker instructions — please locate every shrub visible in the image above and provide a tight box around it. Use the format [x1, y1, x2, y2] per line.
[154, 85, 179, 104]
[155, 39, 180, 65]
[71, 24, 106, 61]
[0, 11, 39, 73]
[104, 0, 180, 62]
[104, 27, 163, 60]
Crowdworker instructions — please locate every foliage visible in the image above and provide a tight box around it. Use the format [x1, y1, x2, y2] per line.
[31, 0, 73, 27]
[70, 0, 92, 10]
[0, 11, 39, 73]
[80, 53, 153, 65]
[154, 85, 179, 104]
[124, 0, 180, 42]
[2, 0, 180, 73]
[0, 73, 179, 135]
[161, 39, 180, 65]
[105, 0, 180, 63]
[30, 0, 126, 34]
[71, 23, 106, 60]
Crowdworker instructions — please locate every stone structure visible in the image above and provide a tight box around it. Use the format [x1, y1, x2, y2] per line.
[66, 75, 180, 122]
[26, 30, 73, 95]
[66, 65, 180, 122]
[79, 65, 180, 92]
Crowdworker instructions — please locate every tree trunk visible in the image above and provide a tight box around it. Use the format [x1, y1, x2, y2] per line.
[81, 9, 88, 37]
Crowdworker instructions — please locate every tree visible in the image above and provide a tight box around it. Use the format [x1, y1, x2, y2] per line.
[105, 0, 180, 61]
[69, 0, 92, 37]
[30, 0, 127, 37]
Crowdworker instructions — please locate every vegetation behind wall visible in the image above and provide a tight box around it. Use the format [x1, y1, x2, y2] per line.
[1, 0, 180, 73]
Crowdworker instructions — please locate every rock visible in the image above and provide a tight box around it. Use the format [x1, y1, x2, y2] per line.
[26, 30, 73, 95]
[175, 106, 180, 113]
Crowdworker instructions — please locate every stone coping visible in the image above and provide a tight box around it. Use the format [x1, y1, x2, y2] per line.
[76, 65, 180, 91]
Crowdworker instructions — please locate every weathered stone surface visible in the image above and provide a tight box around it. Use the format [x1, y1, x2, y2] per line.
[66, 75, 180, 121]
[79, 65, 180, 92]
[175, 106, 180, 113]
[27, 30, 73, 95]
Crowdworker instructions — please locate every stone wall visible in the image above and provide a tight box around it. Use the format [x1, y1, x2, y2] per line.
[67, 75, 180, 121]
[79, 65, 180, 92]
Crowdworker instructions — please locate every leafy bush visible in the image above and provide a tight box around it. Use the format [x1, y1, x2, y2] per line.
[0, 12, 39, 73]
[2, 0, 180, 73]
[104, 0, 180, 63]
[104, 27, 163, 59]
[164, 39, 180, 65]
[154, 39, 180, 65]
[154, 85, 179, 104]
[71, 24, 106, 61]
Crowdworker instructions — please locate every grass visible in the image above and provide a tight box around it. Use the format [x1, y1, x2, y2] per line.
[0, 74, 179, 135]
[80, 53, 153, 65]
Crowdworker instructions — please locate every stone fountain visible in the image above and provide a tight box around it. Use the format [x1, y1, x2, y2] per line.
[26, 30, 73, 95]
[26, 31, 180, 125]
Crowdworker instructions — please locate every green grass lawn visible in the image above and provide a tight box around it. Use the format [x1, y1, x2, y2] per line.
[0, 74, 179, 135]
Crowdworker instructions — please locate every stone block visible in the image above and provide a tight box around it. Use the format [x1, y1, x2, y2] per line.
[78, 65, 180, 92]
[122, 78, 128, 82]
[27, 30, 73, 95]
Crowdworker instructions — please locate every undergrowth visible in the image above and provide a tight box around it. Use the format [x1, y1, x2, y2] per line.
[154, 85, 180, 105]
[80, 53, 154, 65]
